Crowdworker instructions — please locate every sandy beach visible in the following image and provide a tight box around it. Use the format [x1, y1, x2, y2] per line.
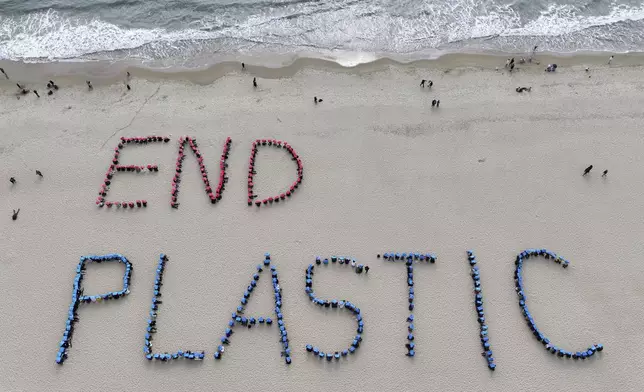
[1, 54, 644, 391]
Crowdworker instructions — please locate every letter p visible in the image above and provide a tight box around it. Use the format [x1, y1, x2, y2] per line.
[56, 254, 133, 364]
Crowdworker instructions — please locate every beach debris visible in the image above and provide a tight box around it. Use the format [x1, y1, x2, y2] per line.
[214, 253, 291, 364]
[10, 177, 16, 184]
[86, 80, 93, 90]
[36, 170, 43, 178]
[602, 170, 608, 177]
[608, 55, 614, 65]
[56, 254, 133, 364]
[583, 165, 593, 176]
[514, 248, 604, 360]
[466, 251, 496, 370]
[171, 136, 231, 208]
[0, 67, 7, 79]
[97, 136, 171, 209]
[304, 256, 367, 361]
[545, 64, 557, 72]
[144, 254, 205, 362]
[12, 209, 19, 220]
[516, 87, 531, 93]
[253, 77, 257, 88]
[248, 138, 304, 208]
[381, 252, 436, 357]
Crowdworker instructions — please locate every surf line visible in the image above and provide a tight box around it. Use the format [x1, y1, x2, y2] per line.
[55, 250, 603, 368]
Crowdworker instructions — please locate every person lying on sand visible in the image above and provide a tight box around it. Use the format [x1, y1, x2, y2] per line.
[516, 87, 531, 93]
[545, 64, 557, 72]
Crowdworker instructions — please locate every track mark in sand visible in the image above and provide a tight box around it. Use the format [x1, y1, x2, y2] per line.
[100, 86, 161, 149]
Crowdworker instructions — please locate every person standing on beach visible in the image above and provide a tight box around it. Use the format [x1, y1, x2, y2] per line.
[608, 56, 614, 65]
[242, 63, 245, 70]
[12, 209, 20, 220]
[602, 170, 608, 177]
[0, 68, 8, 79]
[420, 80, 425, 87]
[10, 177, 16, 184]
[253, 77, 257, 88]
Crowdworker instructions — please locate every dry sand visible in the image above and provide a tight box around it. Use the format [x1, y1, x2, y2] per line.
[1, 55, 643, 391]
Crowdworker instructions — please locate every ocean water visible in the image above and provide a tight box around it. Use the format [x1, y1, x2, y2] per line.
[0, 0, 644, 66]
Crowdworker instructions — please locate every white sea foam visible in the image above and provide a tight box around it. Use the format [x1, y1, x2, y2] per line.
[1, 2, 644, 62]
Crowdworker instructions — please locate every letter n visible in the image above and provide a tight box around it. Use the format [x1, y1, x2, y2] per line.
[170, 136, 232, 208]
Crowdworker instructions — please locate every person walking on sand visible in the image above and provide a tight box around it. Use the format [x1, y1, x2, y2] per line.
[602, 170, 608, 177]
[12, 209, 19, 221]
[583, 165, 593, 176]
[253, 77, 257, 88]
[420, 79, 425, 87]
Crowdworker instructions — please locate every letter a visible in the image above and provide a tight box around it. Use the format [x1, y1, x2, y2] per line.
[214, 253, 291, 364]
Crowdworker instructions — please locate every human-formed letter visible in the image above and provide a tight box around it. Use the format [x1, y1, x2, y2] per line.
[171, 136, 232, 208]
[214, 253, 291, 364]
[55, 254, 133, 364]
[247, 139, 303, 207]
[96, 136, 169, 209]
[515, 249, 604, 360]
[466, 250, 496, 370]
[380, 252, 436, 357]
[144, 254, 205, 361]
[304, 256, 368, 361]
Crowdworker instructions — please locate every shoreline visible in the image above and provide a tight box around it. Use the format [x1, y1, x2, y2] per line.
[2, 50, 644, 86]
